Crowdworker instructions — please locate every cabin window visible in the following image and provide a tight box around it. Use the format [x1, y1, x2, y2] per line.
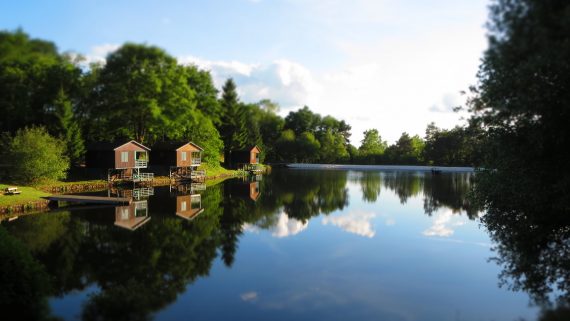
[181, 152, 187, 161]
[181, 201, 187, 211]
[121, 151, 129, 162]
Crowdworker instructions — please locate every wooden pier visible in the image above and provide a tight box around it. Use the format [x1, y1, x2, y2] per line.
[44, 195, 131, 205]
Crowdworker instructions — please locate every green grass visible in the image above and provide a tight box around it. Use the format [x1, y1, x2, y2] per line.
[199, 164, 240, 178]
[0, 183, 49, 207]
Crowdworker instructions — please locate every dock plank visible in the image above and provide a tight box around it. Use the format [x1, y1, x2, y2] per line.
[44, 195, 131, 205]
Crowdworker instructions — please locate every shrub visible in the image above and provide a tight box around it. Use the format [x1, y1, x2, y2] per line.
[7, 127, 69, 183]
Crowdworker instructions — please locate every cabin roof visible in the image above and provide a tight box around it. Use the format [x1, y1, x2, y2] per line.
[152, 141, 204, 151]
[87, 140, 151, 151]
[234, 145, 261, 153]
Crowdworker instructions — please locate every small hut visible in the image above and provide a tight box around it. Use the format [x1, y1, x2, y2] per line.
[229, 145, 262, 171]
[151, 142, 205, 182]
[86, 140, 153, 183]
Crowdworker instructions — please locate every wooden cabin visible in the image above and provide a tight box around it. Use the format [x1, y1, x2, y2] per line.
[151, 141, 203, 168]
[86, 140, 153, 183]
[229, 145, 261, 170]
[175, 194, 204, 220]
[114, 200, 151, 231]
[151, 142, 205, 182]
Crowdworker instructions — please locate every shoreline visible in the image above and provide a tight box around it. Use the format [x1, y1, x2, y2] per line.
[0, 169, 247, 217]
[285, 163, 475, 172]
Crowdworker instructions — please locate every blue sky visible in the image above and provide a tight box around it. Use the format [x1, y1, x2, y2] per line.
[0, 0, 489, 144]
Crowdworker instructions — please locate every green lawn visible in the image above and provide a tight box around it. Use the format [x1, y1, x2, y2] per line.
[199, 164, 240, 178]
[0, 183, 49, 206]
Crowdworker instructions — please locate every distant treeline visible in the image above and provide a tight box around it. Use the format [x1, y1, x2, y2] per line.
[0, 29, 481, 169]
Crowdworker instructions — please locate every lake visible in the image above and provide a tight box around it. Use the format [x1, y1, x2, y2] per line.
[1, 169, 543, 320]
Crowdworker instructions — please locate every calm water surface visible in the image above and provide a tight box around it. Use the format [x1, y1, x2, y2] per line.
[1, 170, 543, 320]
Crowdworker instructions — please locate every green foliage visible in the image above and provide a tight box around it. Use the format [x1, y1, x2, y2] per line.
[51, 89, 85, 164]
[89, 43, 196, 143]
[385, 132, 424, 165]
[296, 131, 320, 162]
[0, 226, 53, 320]
[7, 127, 69, 183]
[219, 78, 248, 161]
[357, 129, 387, 164]
[185, 64, 221, 126]
[0, 29, 81, 135]
[423, 123, 481, 166]
[180, 112, 223, 166]
[468, 0, 570, 310]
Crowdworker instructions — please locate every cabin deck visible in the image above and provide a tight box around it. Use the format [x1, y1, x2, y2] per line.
[169, 166, 206, 182]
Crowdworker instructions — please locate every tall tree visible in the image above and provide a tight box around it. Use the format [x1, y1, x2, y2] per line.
[359, 129, 387, 156]
[0, 29, 81, 134]
[469, 0, 570, 309]
[90, 43, 196, 143]
[219, 79, 247, 163]
[184, 65, 221, 126]
[51, 89, 85, 164]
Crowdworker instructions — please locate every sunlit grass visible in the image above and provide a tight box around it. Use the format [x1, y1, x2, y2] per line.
[0, 183, 49, 207]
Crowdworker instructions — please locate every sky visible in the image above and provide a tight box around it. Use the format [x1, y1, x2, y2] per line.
[0, 0, 489, 144]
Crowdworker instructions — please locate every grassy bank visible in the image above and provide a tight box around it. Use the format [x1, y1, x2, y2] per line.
[0, 164, 246, 215]
[0, 184, 50, 214]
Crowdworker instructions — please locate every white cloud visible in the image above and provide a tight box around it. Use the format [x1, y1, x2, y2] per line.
[270, 212, 308, 238]
[423, 209, 466, 237]
[179, 56, 321, 110]
[82, 43, 120, 66]
[429, 92, 464, 113]
[240, 291, 259, 302]
[322, 211, 376, 238]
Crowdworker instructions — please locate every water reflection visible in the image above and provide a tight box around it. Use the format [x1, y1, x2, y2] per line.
[482, 191, 570, 312]
[349, 171, 478, 218]
[0, 169, 559, 320]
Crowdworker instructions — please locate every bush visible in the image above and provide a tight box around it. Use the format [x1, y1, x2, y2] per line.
[7, 127, 69, 183]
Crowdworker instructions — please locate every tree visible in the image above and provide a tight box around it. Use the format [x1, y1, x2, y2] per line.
[180, 112, 223, 166]
[296, 131, 320, 163]
[51, 89, 85, 164]
[358, 129, 387, 163]
[7, 127, 69, 183]
[284, 106, 321, 135]
[0, 29, 82, 135]
[389, 132, 424, 164]
[90, 43, 196, 143]
[468, 0, 570, 310]
[319, 130, 349, 163]
[219, 79, 247, 163]
[184, 65, 221, 126]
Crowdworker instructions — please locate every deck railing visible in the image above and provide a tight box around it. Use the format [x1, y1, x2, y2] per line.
[133, 187, 154, 199]
[135, 160, 148, 168]
[133, 172, 154, 182]
[191, 158, 201, 165]
[191, 183, 207, 191]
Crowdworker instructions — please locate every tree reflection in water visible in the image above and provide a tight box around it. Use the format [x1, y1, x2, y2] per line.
[3, 169, 565, 320]
[478, 181, 570, 317]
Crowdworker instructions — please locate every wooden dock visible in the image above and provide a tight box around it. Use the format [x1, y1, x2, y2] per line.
[44, 195, 131, 205]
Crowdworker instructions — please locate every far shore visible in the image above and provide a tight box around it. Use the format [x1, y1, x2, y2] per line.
[285, 163, 475, 172]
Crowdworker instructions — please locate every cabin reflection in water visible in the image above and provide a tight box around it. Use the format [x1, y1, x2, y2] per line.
[169, 183, 206, 220]
[114, 200, 150, 231]
[230, 176, 261, 201]
[108, 187, 155, 200]
[176, 194, 203, 220]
